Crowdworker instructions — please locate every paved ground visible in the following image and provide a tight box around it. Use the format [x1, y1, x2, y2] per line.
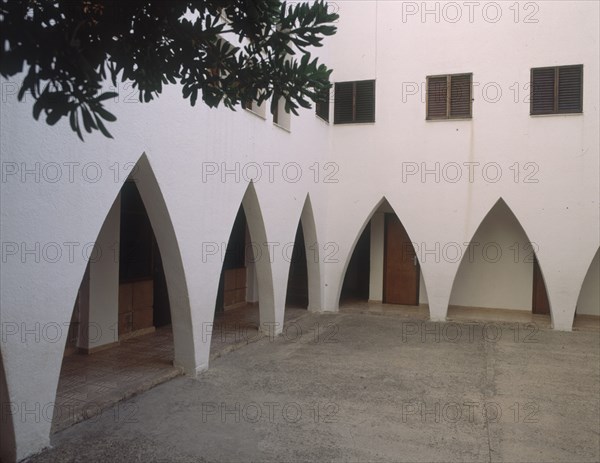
[26, 311, 600, 463]
[51, 305, 308, 433]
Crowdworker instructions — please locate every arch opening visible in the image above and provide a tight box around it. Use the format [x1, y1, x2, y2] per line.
[284, 195, 323, 316]
[285, 221, 309, 310]
[574, 248, 600, 328]
[211, 182, 276, 348]
[211, 205, 261, 352]
[340, 223, 371, 304]
[448, 198, 551, 322]
[338, 198, 429, 317]
[52, 154, 192, 433]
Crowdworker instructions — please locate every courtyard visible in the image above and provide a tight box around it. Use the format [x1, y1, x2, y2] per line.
[24, 310, 600, 463]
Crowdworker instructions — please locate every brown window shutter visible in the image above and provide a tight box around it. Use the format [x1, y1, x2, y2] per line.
[531, 67, 556, 115]
[316, 87, 330, 122]
[427, 76, 448, 119]
[355, 80, 376, 123]
[334, 82, 354, 124]
[450, 74, 471, 118]
[558, 65, 583, 113]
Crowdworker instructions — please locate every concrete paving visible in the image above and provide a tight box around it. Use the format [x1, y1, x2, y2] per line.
[25, 311, 600, 463]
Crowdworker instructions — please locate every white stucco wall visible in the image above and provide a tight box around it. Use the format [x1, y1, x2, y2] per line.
[321, 0, 600, 329]
[0, 77, 332, 462]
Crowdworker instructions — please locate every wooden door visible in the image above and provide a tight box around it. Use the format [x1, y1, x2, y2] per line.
[383, 214, 420, 305]
[532, 256, 550, 314]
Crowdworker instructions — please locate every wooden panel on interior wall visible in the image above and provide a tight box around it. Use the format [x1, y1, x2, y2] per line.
[133, 307, 154, 331]
[119, 312, 133, 336]
[224, 268, 237, 292]
[132, 279, 154, 309]
[223, 267, 247, 308]
[119, 283, 133, 314]
[118, 279, 155, 338]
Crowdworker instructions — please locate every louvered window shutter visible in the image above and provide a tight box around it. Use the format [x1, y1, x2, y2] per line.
[450, 74, 471, 117]
[531, 67, 556, 115]
[355, 80, 376, 123]
[427, 76, 448, 119]
[334, 82, 354, 124]
[558, 65, 583, 113]
[334, 80, 375, 124]
[531, 65, 583, 115]
[316, 87, 330, 122]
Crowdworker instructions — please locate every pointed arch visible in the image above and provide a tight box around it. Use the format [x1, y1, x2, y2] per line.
[284, 194, 323, 311]
[300, 194, 323, 311]
[240, 182, 276, 328]
[448, 197, 549, 315]
[576, 248, 600, 316]
[47, 152, 196, 439]
[336, 197, 387, 305]
[337, 196, 426, 305]
[112, 153, 196, 372]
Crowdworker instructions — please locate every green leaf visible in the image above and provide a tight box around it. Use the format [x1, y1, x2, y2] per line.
[33, 99, 44, 121]
[94, 115, 114, 139]
[81, 108, 97, 133]
[95, 92, 119, 102]
[3, 0, 338, 140]
[69, 110, 77, 132]
[46, 110, 62, 126]
[95, 106, 117, 122]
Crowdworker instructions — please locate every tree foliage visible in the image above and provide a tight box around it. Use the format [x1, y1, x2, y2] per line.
[0, 0, 338, 140]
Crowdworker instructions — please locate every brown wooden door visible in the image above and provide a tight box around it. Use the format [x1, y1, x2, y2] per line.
[384, 214, 420, 305]
[532, 256, 550, 314]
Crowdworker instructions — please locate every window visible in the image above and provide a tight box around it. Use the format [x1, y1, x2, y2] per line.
[530, 65, 583, 115]
[271, 94, 291, 131]
[426, 73, 472, 119]
[243, 99, 266, 118]
[315, 87, 330, 122]
[334, 80, 375, 124]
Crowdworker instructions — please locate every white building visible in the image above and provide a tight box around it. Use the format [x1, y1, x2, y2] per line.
[1, 1, 598, 461]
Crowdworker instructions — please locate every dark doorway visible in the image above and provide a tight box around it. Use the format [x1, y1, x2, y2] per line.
[341, 225, 371, 302]
[286, 222, 309, 308]
[532, 256, 550, 315]
[215, 206, 248, 313]
[119, 181, 171, 336]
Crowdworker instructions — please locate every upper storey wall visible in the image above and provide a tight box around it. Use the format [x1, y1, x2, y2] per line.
[322, 0, 599, 239]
